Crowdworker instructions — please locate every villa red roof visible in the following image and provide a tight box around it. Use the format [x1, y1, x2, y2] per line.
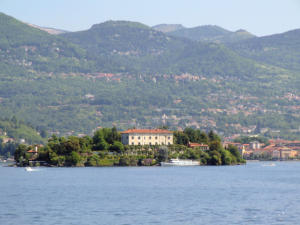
[27, 149, 37, 153]
[188, 143, 209, 148]
[121, 129, 173, 134]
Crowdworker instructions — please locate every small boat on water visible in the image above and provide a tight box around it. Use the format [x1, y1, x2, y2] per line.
[25, 167, 34, 172]
[262, 163, 276, 167]
[160, 158, 200, 166]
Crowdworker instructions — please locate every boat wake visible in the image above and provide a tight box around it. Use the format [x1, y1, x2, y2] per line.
[25, 167, 39, 172]
[262, 163, 276, 167]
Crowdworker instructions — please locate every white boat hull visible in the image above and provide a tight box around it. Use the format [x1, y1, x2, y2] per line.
[160, 159, 200, 166]
[25, 167, 36, 172]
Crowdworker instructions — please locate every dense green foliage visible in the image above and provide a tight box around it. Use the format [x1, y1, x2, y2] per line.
[14, 127, 244, 167]
[0, 12, 93, 74]
[174, 128, 210, 145]
[166, 25, 255, 43]
[229, 29, 300, 72]
[0, 117, 45, 157]
[61, 20, 263, 77]
[233, 136, 270, 145]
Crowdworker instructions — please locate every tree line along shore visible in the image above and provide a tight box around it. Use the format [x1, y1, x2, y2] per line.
[14, 127, 245, 167]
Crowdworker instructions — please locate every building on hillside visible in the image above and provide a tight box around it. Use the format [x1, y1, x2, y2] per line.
[27, 145, 39, 160]
[2, 137, 14, 144]
[250, 141, 261, 150]
[188, 142, 209, 150]
[277, 148, 298, 159]
[121, 129, 173, 146]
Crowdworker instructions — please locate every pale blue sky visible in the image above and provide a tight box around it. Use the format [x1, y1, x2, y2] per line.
[1, 0, 300, 36]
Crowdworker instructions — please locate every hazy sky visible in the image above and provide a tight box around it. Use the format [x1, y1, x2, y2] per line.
[1, 0, 300, 36]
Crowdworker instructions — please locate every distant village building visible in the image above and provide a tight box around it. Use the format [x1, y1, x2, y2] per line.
[188, 142, 209, 150]
[27, 145, 39, 160]
[2, 137, 14, 144]
[121, 129, 173, 146]
[250, 141, 261, 150]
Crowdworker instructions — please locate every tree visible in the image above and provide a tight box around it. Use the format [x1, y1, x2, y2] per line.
[106, 127, 121, 144]
[109, 141, 124, 153]
[86, 154, 100, 166]
[221, 150, 235, 165]
[14, 144, 27, 164]
[184, 128, 197, 142]
[67, 151, 82, 166]
[93, 130, 108, 150]
[209, 140, 222, 152]
[158, 146, 168, 162]
[63, 137, 81, 154]
[227, 145, 241, 159]
[197, 130, 209, 144]
[209, 150, 222, 165]
[174, 131, 189, 145]
[208, 130, 221, 142]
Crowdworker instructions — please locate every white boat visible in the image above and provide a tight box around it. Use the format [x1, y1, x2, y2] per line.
[160, 158, 200, 166]
[25, 167, 34, 172]
[262, 163, 276, 167]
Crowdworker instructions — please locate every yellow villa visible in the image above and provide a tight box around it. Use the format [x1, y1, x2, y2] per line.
[121, 129, 173, 146]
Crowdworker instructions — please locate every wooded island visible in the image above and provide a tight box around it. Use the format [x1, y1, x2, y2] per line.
[14, 127, 245, 167]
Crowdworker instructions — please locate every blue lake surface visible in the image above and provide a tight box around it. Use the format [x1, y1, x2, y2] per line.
[1, 161, 300, 225]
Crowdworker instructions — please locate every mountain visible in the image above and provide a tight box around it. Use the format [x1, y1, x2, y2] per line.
[61, 20, 262, 77]
[0, 13, 300, 140]
[0, 12, 91, 74]
[229, 29, 300, 72]
[167, 25, 255, 43]
[0, 13, 265, 77]
[152, 24, 185, 33]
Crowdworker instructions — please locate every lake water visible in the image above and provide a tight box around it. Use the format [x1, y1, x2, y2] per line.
[1, 162, 300, 225]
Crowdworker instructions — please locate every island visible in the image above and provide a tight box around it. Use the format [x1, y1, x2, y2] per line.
[14, 127, 245, 167]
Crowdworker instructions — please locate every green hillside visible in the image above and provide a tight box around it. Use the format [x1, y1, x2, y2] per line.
[61, 21, 264, 77]
[229, 29, 300, 72]
[166, 25, 255, 43]
[0, 13, 299, 140]
[152, 24, 185, 33]
[0, 117, 45, 157]
[0, 12, 92, 74]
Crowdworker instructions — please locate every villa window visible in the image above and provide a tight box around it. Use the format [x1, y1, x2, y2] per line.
[138, 136, 141, 140]
[132, 142, 134, 145]
[155, 136, 158, 140]
[132, 136, 134, 140]
[149, 136, 151, 140]
[168, 142, 170, 145]
[168, 136, 171, 140]
[138, 142, 141, 145]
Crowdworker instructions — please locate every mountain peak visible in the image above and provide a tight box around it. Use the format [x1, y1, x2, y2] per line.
[152, 24, 185, 33]
[90, 20, 150, 30]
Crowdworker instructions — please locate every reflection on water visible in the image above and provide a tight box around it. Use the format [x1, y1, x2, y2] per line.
[1, 162, 300, 225]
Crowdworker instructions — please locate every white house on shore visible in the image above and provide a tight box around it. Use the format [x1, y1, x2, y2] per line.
[121, 129, 173, 146]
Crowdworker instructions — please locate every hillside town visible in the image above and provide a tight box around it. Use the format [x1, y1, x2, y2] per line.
[224, 139, 300, 160]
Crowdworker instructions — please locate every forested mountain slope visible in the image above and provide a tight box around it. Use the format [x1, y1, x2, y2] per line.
[61, 20, 263, 77]
[0, 12, 91, 74]
[229, 29, 300, 72]
[162, 25, 255, 43]
[0, 13, 299, 140]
